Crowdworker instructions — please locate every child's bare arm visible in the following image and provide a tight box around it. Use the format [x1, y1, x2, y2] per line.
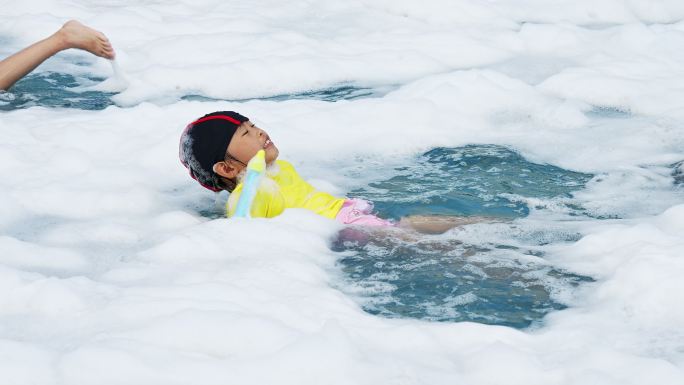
[0, 20, 114, 91]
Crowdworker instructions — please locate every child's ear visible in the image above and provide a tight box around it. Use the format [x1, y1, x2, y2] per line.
[213, 161, 240, 179]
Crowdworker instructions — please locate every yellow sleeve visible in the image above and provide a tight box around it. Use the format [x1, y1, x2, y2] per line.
[274, 160, 345, 219]
[226, 179, 286, 218]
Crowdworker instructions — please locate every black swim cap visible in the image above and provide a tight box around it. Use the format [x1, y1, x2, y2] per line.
[179, 111, 249, 191]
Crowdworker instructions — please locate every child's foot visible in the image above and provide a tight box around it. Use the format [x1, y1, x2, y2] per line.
[56, 20, 115, 59]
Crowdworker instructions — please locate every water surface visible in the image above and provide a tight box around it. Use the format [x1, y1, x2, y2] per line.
[333, 146, 595, 328]
[1, 71, 388, 111]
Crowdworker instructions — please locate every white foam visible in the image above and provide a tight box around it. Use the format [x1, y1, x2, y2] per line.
[1, 1, 684, 384]
[84, 60, 129, 93]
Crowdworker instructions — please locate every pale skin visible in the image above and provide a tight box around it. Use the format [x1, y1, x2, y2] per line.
[0, 20, 115, 91]
[212, 121, 490, 234]
[212, 121, 279, 180]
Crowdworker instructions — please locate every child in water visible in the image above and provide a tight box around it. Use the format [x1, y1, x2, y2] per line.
[179, 111, 473, 233]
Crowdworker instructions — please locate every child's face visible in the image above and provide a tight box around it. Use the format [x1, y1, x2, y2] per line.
[226, 121, 279, 170]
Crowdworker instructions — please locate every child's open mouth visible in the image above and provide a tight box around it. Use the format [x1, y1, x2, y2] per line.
[263, 138, 273, 149]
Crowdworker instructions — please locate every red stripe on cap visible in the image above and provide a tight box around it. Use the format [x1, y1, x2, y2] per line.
[191, 114, 243, 126]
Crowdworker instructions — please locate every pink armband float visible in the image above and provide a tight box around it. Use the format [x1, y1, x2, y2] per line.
[335, 199, 395, 227]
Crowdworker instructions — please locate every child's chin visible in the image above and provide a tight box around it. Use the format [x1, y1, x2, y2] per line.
[266, 148, 279, 162]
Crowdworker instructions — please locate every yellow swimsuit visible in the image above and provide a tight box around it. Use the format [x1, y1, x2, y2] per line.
[226, 159, 345, 219]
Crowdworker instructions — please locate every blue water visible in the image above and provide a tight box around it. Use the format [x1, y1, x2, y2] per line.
[332, 146, 594, 329]
[584, 105, 632, 119]
[673, 161, 683, 187]
[182, 84, 393, 103]
[0, 72, 115, 111]
[353, 145, 592, 220]
[1, 71, 386, 110]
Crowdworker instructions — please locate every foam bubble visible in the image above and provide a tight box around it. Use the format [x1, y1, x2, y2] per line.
[1, 1, 684, 384]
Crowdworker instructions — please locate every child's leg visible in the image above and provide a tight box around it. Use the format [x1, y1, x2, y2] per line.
[398, 215, 496, 234]
[0, 20, 115, 91]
